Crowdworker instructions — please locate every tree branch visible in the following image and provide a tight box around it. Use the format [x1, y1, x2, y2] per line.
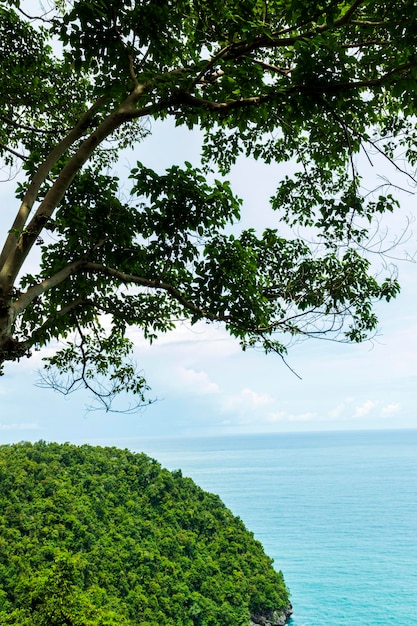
[337, 0, 369, 25]
[17, 5, 54, 23]
[0, 114, 63, 135]
[251, 58, 293, 78]
[175, 61, 417, 116]
[81, 261, 229, 323]
[221, 0, 368, 60]
[0, 96, 110, 278]
[0, 86, 151, 289]
[12, 261, 86, 317]
[186, 44, 233, 93]
[0, 143, 28, 162]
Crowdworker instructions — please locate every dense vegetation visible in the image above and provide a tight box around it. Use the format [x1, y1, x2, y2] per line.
[0, 441, 290, 625]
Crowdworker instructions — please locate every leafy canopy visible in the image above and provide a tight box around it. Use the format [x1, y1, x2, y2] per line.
[0, 0, 416, 407]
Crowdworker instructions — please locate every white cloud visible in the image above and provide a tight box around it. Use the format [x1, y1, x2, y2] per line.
[381, 403, 401, 417]
[353, 400, 379, 418]
[326, 397, 403, 423]
[264, 411, 287, 423]
[175, 367, 220, 395]
[222, 387, 275, 413]
[288, 411, 317, 423]
[0, 423, 39, 431]
[327, 397, 354, 419]
[266, 410, 317, 423]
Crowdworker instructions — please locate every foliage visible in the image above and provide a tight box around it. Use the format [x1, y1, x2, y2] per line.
[0, 441, 290, 625]
[1, 0, 416, 405]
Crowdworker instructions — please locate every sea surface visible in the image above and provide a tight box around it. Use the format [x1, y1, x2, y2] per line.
[126, 429, 417, 626]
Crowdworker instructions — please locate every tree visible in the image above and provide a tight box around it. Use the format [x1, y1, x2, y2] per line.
[0, 0, 416, 408]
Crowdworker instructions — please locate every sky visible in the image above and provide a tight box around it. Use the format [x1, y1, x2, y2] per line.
[1, 115, 417, 447]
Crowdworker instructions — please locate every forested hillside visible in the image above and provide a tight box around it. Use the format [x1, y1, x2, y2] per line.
[0, 442, 290, 625]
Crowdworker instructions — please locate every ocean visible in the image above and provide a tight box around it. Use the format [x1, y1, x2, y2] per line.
[128, 429, 417, 626]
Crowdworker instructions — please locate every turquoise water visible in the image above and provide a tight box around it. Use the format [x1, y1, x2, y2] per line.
[129, 430, 417, 626]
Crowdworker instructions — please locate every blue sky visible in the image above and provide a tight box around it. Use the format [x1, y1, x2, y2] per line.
[1, 119, 416, 444]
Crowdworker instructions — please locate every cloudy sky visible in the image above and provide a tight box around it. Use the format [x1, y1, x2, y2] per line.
[1, 118, 416, 446]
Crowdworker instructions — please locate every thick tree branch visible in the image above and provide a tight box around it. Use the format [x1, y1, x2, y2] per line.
[0, 88, 150, 289]
[0, 96, 110, 278]
[15, 296, 89, 358]
[12, 261, 86, 317]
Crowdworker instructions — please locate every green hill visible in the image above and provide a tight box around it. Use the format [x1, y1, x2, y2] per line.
[0, 441, 291, 625]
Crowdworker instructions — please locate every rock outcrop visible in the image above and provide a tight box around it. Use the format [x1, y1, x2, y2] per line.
[250, 604, 293, 626]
